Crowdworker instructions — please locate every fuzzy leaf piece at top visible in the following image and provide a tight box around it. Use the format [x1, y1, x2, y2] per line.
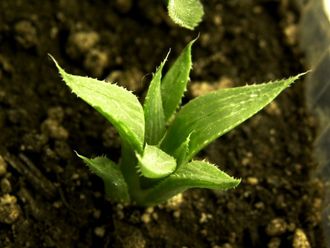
[139, 160, 240, 205]
[161, 74, 304, 160]
[143, 55, 168, 145]
[51, 57, 145, 153]
[168, 0, 204, 30]
[136, 144, 176, 179]
[161, 39, 195, 122]
[77, 154, 130, 203]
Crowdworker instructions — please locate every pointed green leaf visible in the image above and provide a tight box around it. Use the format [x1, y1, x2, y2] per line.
[51, 57, 144, 153]
[161, 74, 305, 159]
[144, 55, 168, 145]
[168, 0, 204, 30]
[161, 39, 195, 122]
[139, 160, 240, 205]
[173, 133, 191, 167]
[136, 144, 176, 179]
[77, 154, 130, 203]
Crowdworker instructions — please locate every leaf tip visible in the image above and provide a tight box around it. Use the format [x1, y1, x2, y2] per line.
[49, 54, 62, 71]
[49, 54, 70, 82]
[231, 177, 241, 188]
[74, 150, 84, 159]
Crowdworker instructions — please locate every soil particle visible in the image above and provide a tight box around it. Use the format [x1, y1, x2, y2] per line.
[66, 30, 100, 60]
[115, 0, 133, 13]
[246, 176, 259, 186]
[102, 126, 121, 149]
[17, 187, 46, 221]
[92, 208, 101, 219]
[217, 76, 235, 89]
[37, 107, 69, 142]
[0, 155, 8, 177]
[306, 197, 322, 227]
[284, 24, 298, 46]
[0, 111, 5, 129]
[0, 54, 13, 80]
[0, 194, 21, 224]
[199, 212, 213, 224]
[47, 106, 65, 122]
[268, 237, 281, 248]
[21, 131, 48, 152]
[189, 76, 235, 97]
[141, 207, 155, 224]
[4, 154, 57, 199]
[165, 193, 184, 209]
[213, 14, 222, 27]
[218, 243, 234, 248]
[54, 140, 72, 159]
[137, 1, 168, 25]
[7, 108, 29, 125]
[114, 203, 125, 220]
[14, 20, 38, 49]
[41, 119, 69, 140]
[265, 101, 282, 116]
[189, 81, 216, 97]
[94, 226, 106, 238]
[172, 209, 181, 219]
[106, 68, 145, 92]
[83, 48, 109, 77]
[114, 221, 146, 248]
[266, 218, 288, 237]
[1, 178, 12, 194]
[293, 229, 311, 248]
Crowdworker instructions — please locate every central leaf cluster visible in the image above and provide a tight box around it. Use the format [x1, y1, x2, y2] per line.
[52, 39, 302, 206]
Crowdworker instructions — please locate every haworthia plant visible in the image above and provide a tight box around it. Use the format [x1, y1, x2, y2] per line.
[51, 40, 304, 206]
[166, 0, 204, 30]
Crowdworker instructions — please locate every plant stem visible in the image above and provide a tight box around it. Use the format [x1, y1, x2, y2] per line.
[119, 140, 141, 202]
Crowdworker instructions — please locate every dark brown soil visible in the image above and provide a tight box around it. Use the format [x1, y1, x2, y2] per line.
[0, 0, 325, 247]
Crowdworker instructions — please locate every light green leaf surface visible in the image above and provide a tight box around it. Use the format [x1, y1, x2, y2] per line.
[51, 57, 145, 153]
[144, 55, 168, 145]
[161, 39, 195, 122]
[136, 144, 176, 179]
[168, 0, 204, 30]
[161, 75, 304, 160]
[139, 160, 240, 205]
[77, 154, 130, 203]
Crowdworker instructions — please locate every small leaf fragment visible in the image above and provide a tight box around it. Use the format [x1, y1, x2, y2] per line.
[77, 154, 130, 203]
[51, 56, 145, 153]
[162, 74, 305, 159]
[168, 0, 204, 30]
[144, 54, 168, 145]
[136, 144, 176, 179]
[161, 39, 195, 122]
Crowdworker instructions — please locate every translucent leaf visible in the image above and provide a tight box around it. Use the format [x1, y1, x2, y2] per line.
[168, 0, 204, 30]
[51, 57, 145, 153]
[77, 154, 130, 203]
[161, 74, 305, 160]
[161, 39, 195, 122]
[139, 160, 240, 205]
[136, 144, 176, 179]
[144, 55, 168, 145]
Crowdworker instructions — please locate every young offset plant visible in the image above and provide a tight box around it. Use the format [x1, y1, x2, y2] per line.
[51, 40, 303, 206]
